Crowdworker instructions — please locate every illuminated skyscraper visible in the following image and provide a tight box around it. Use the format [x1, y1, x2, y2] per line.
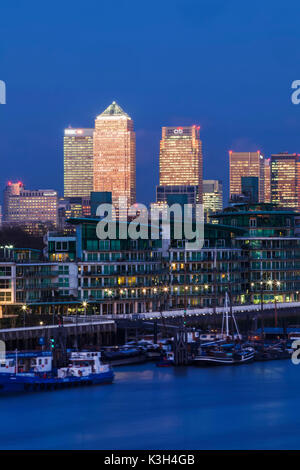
[3, 183, 57, 234]
[203, 180, 223, 220]
[64, 128, 94, 198]
[264, 158, 271, 203]
[93, 101, 136, 210]
[229, 151, 265, 202]
[159, 126, 203, 202]
[3, 181, 24, 221]
[271, 153, 299, 210]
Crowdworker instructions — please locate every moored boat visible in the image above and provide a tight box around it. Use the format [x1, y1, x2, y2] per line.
[156, 351, 175, 367]
[193, 292, 254, 366]
[0, 351, 114, 394]
[193, 342, 254, 366]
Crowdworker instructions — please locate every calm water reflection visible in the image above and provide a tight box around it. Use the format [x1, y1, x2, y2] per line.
[0, 361, 299, 450]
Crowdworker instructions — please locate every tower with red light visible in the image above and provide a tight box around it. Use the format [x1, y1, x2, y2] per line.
[229, 151, 265, 202]
[159, 125, 203, 203]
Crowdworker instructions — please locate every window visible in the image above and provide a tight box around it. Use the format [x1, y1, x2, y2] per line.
[0, 266, 11, 277]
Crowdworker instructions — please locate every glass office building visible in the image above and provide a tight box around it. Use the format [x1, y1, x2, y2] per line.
[64, 128, 94, 198]
[229, 151, 265, 202]
[93, 101, 136, 211]
[271, 153, 300, 210]
[159, 126, 203, 202]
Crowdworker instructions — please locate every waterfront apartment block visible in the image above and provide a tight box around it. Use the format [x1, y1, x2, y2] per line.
[213, 203, 300, 304]
[63, 128, 94, 198]
[229, 151, 265, 202]
[1, 204, 300, 316]
[159, 126, 203, 202]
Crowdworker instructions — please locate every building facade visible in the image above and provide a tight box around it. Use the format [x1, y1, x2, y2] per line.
[3, 183, 58, 234]
[271, 153, 300, 210]
[241, 176, 259, 203]
[156, 185, 199, 206]
[229, 151, 265, 202]
[264, 158, 271, 203]
[213, 203, 300, 304]
[1, 204, 300, 315]
[58, 197, 91, 233]
[64, 128, 94, 198]
[159, 126, 203, 202]
[203, 180, 223, 221]
[93, 101, 136, 211]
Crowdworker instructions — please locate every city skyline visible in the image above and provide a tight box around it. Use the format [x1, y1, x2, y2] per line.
[4, 103, 300, 209]
[2, 1, 300, 207]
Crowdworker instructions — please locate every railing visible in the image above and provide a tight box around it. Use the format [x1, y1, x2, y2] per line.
[63, 301, 300, 322]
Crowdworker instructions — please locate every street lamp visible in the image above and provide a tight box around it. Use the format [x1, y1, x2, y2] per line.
[21, 304, 27, 328]
[82, 301, 88, 320]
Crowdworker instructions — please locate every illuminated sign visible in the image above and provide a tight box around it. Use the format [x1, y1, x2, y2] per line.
[65, 129, 86, 136]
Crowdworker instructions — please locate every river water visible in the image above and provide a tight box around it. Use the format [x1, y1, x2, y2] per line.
[0, 360, 299, 450]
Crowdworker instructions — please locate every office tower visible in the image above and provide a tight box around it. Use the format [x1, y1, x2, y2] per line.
[202, 180, 223, 221]
[156, 185, 199, 206]
[229, 151, 265, 202]
[264, 158, 271, 203]
[3, 181, 24, 221]
[241, 176, 259, 203]
[271, 153, 300, 210]
[58, 197, 91, 232]
[159, 126, 203, 202]
[4, 183, 58, 233]
[93, 101, 136, 211]
[90, 192, 112, 217]
[64, 128, 94, 198]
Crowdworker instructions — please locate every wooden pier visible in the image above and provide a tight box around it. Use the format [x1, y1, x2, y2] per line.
[0, 319, 116, 351]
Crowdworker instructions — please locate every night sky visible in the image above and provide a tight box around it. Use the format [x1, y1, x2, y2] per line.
[1, 0, 300, 206]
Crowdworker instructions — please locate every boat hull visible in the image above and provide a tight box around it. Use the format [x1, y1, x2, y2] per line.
[0, 370, 114, 394]
[193, 353, 254, 366]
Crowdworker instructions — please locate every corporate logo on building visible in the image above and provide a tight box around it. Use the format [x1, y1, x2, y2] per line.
[0, 80, 6, 104]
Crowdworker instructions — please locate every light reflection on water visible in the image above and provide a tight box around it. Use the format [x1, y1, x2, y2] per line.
[0, 360, 299, 450]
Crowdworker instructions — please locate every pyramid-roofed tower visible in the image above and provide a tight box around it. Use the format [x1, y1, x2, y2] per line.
[93, 101, 136, 209]
[97, 101, 131, 119]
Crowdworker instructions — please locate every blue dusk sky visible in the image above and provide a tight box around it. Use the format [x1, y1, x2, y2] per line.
[1, 0, 300, 205]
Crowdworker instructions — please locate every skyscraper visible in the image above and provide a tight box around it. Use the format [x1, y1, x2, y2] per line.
[202, 180, 223, 221]
[229, 151, 265, 202]
[156, 185, 199, 206]
[264, 158, 271, 203]
[271, 153, 300, 210]
[64, 128, 94, 198]
[241, 176, 259, 203]
[93, 101, 136, 211]
[159, 126, 203, 202]
[3, 183, 58, 234]
[3, 181, 24, 221]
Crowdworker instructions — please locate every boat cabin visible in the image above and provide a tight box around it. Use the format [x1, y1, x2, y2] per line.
[0, 352, 52, 374]
[58, 351, 109, 378]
